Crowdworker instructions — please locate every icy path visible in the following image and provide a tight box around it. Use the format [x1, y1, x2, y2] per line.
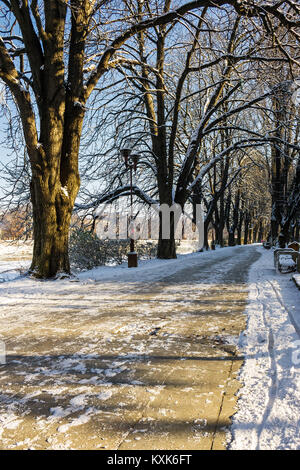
[0, 245, 260, 450]
[229, 247, 300, 450]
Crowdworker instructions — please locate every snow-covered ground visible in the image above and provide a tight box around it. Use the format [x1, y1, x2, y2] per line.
[293, 274, 300, 290]
[0, 241, 32, 282]
[0, 242, 255, 450]
[79, 244, 300, 449]
[0, 242, 299, 449]
[229, 248, 300, 450]
[0, 239, 200, 283]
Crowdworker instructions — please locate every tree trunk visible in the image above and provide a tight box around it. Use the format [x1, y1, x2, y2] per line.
[29, 173, 79, 278]
[218, 194, 225, 247]
[157, 238, 177, 259]
[244, 212, 250, 245]
[271, 209, 280, 243]
[237, 212, 243, 245]
[157, 210, 177, 259]
[204, 219, 210, 250]
[280, 224, 290, 246]
[257, 220, 263, 242]
[228, 190, 240, 246]
[228, 229, 235, 246]
[295, 222, 300, 242]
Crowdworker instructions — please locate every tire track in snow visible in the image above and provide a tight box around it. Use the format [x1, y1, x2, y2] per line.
[254, 280, 278, 450]
[255, 278, 300, 449]
[267, 280, 300, 339]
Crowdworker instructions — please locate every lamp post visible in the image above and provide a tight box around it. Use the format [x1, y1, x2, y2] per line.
[120, 146, 140, 268]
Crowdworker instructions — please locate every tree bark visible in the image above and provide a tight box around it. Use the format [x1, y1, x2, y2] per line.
[29, 173, 79, 278]
[157, 208, 177, 259]
[228, 190, 240, 246]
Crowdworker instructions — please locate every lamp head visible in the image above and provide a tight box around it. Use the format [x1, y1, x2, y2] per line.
[120, 147, 132, 167]
[130, 153, 140, 172]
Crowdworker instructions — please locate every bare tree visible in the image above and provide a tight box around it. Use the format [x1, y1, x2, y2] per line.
[0, 0, 299, 276]
[79, 1, 299, 256]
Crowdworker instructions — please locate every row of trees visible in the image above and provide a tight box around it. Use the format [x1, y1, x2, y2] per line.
[0, 1, 299, 277]
[76, 1, 299, 254]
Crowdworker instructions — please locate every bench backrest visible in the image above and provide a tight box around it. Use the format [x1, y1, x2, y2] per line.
[288, 242, 300, 252]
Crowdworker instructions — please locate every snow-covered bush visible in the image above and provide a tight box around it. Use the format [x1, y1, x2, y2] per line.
[69, 228, 107, 270]
[69, 228, 157, 270]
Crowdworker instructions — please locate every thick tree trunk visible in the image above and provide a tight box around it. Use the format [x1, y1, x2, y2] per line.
[280, 224, 290, 246]
[157, 238, 177, 259]
[29, 175, 78, 278]
[228, 229, 235, 246]
[271, 212, 280, 243]
[203, 220, 209, 250]
[157, 210, 177, 259]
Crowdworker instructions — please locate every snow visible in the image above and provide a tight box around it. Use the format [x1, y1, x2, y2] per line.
[293, 274, 300, 289]
[0, 242, 299, 449]
[0, 240, 227, 285]
[73, 101, 85, 109]
[0, 241, 32, 282]
[278, 254, 296, 268]
[61, 186, 69, 198]
[77, 245, 300, 449]
[229, 247, 300, 450]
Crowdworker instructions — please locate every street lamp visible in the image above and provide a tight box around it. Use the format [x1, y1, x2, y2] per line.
[120, 145, 140, 268]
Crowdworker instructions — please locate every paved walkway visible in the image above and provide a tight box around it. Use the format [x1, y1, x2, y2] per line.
[0, 246, 261, 450]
